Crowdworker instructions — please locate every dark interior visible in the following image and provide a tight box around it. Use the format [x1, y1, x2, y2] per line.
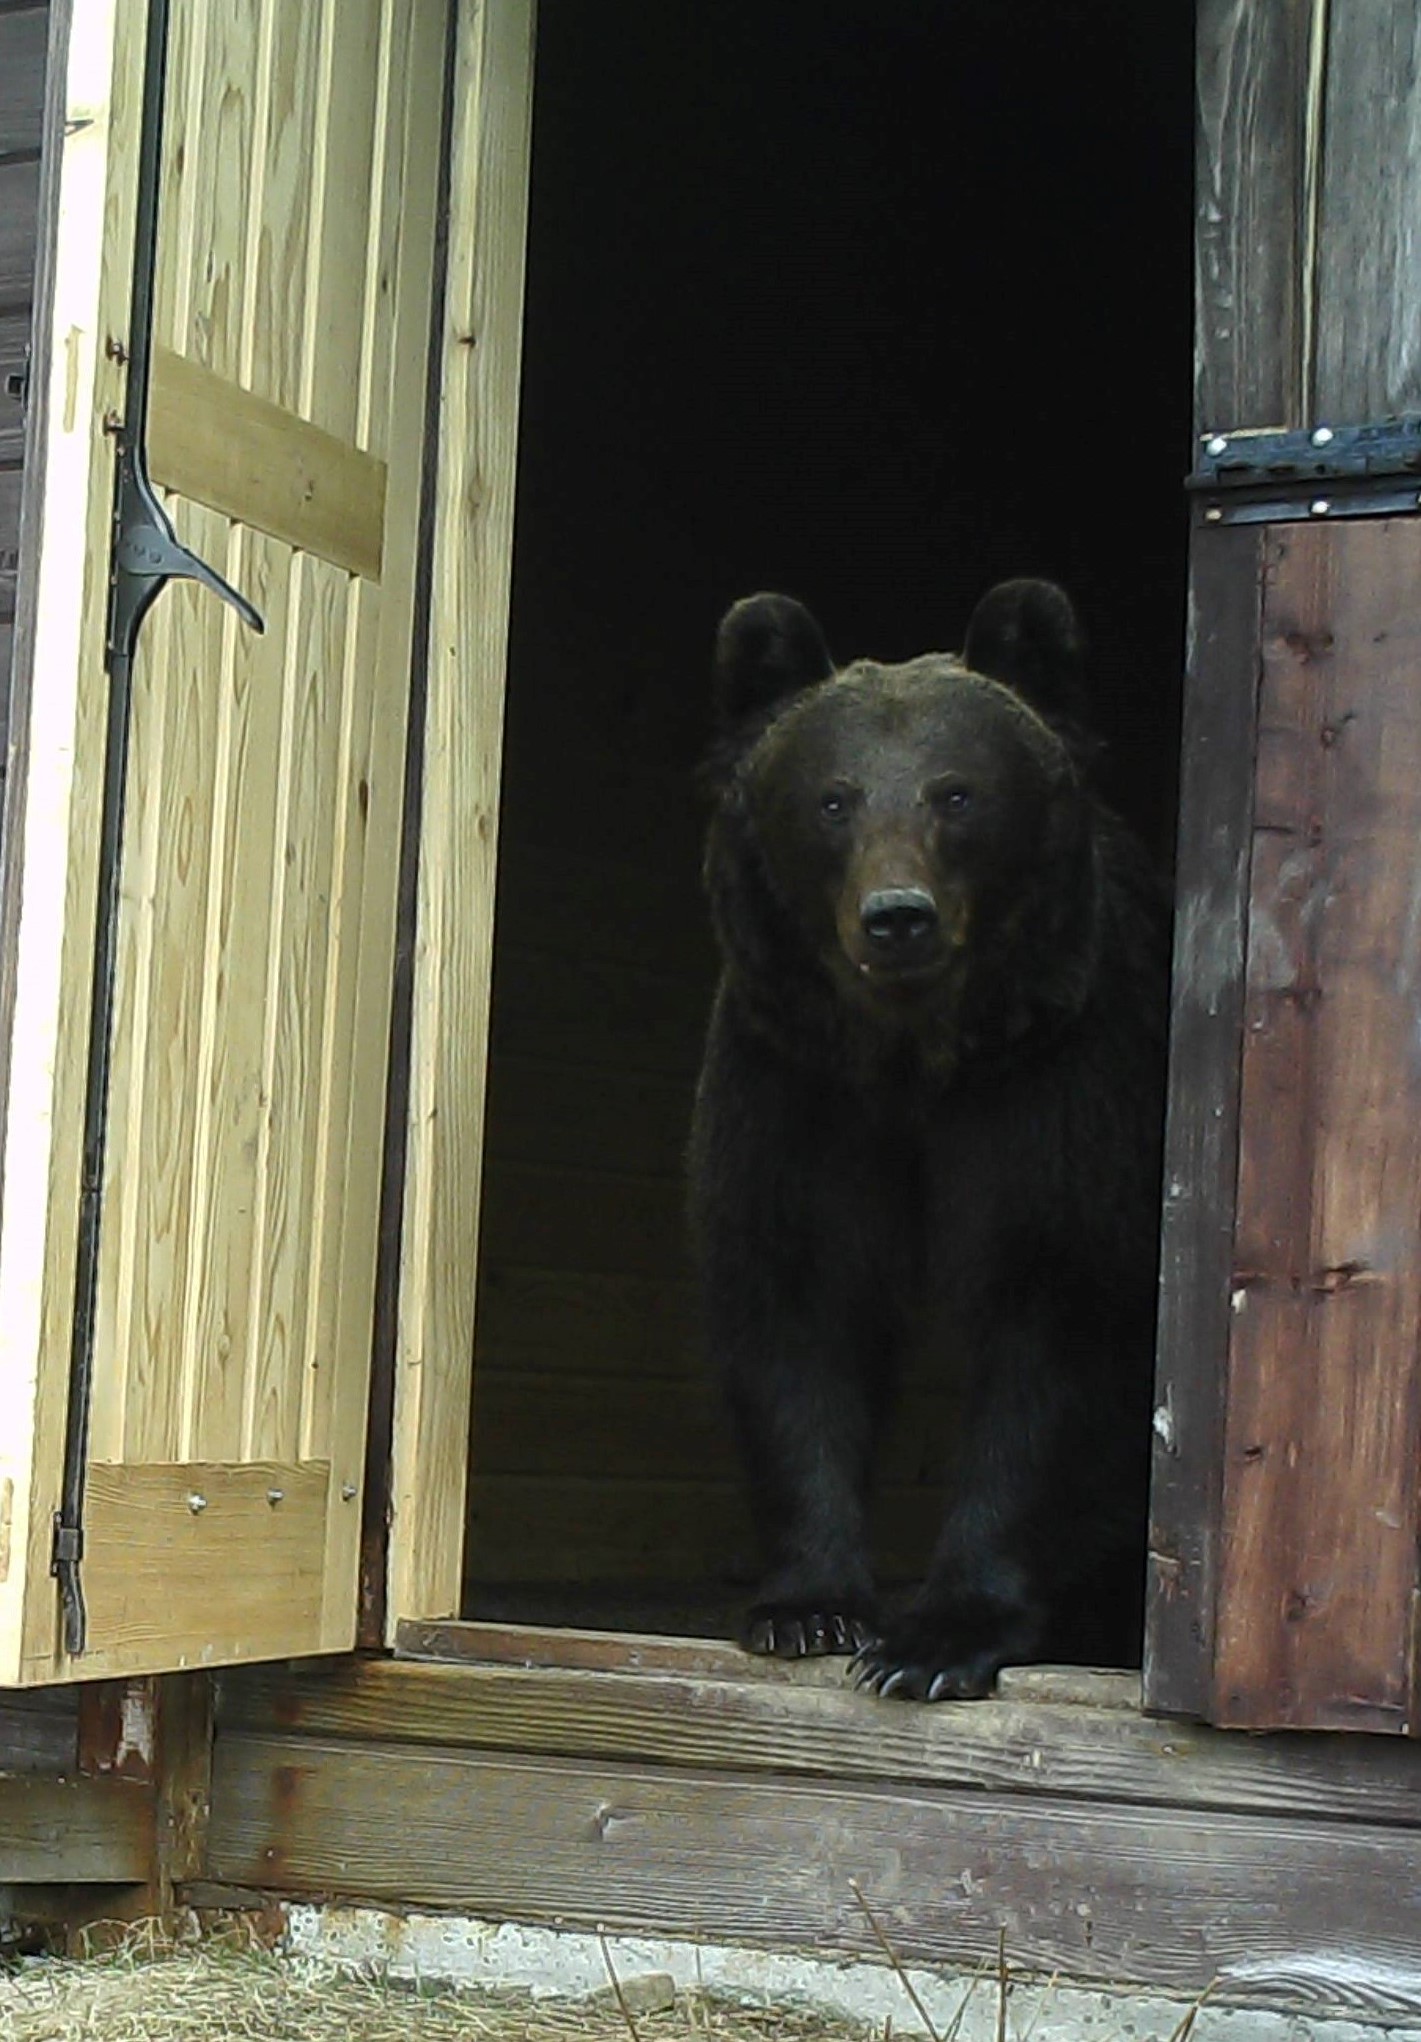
[461, 0, 1195, 1645]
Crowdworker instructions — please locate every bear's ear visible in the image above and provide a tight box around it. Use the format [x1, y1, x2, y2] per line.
[962, 578, 1089, 729]
[713, 593, 833, 735]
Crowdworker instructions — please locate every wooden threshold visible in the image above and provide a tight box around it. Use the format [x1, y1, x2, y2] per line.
[399, 1618, 1144, 1703]
[226, 1646, 1421, 1829]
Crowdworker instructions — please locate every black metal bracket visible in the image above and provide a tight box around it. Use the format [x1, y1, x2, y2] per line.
[1188, 415, 1421, 526]
[51, 0, 263, 1658]
[107, 440, 263, 667]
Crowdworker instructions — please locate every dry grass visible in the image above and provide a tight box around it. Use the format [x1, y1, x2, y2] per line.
[0, 1924, 871, 2042]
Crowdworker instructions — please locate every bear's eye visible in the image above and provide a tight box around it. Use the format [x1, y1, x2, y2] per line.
[819, 786, 856, 823]
[929, 783, 974, 816]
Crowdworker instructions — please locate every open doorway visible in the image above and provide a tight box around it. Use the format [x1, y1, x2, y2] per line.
[461, 0, 1194, 1646]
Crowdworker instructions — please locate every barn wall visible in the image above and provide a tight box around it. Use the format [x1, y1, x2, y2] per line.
[0, 4, 49, 804]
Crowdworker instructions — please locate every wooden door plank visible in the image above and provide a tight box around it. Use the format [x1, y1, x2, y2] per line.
[1193, 0, 1311, 435]
[182, 529, 292, 1463]
[205, 1731, 1421, 2016]
[0, 156, 41, 302]
[1214, 521, 1421, 1733]
[245, 553, 348, 1462]
[0, 8, 51, 160]
[1144, 523, 1264, 1718]
[386, 0, 535, 1634]
[1314, 8, 1421, 421]
[247, 0, 321, 412]
[304, 0, 383, 442]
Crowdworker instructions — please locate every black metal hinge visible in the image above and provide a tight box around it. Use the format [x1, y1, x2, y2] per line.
[1188, 415, 1421, 527]
[5, 349, 30, 415]
[51, 0, 263, 1657]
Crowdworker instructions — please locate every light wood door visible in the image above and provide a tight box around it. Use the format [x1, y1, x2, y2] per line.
[0, 0, 447, 1683]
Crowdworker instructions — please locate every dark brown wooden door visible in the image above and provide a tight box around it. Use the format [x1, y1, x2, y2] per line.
[1144, 0, 1421, 1735]
[1149, 516, 1421, 1735]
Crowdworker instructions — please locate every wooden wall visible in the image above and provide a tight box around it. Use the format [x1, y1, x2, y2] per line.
[462, 633, 750, 1611]
[0, 5, 49, 799]
[1195, 0, 1421, 436]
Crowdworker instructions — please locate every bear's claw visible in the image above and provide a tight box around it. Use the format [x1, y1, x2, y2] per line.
[849, 1593, 1038, 1701]
[741, 1605, 879, 1658]
[850, 1643, 999, 1701]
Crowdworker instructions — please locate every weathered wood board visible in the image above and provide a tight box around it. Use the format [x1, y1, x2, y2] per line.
[1213, 520, 1421, 1733]
[220, 1651, 1421, 1830]
[205, 1725, 1421, 2018]
[1144, 523, 1263, 1717]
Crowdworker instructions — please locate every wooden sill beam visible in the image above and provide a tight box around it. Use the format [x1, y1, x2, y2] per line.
[217, 1650, 1421, 1830]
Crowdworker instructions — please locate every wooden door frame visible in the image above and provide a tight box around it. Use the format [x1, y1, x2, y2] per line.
[0, 0, 148, 1685]
[374, 0, 535, 1642]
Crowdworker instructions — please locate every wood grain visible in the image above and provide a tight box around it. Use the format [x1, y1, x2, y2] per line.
[154, 1670, 215, 1905]
[1193, 0, 1310, 435]
[0, 155, 40, 302]
[1214, 521, 1421, 1734]
[0, 1773, 153, 1883]
[0, 6, 50, 160]
[1144, 524, 1264, 1720]
[387, 0, 536, 1634]
[220, 1651, 1421, 1829]
[1314, 7, 1421, 420]
[205, 1731, 1421, 2017]
[182, 529, 291, 1464]
[147, 348, 386, 579]
[72, 1460, 329, 1680]
[0, 1685, 79, 1776]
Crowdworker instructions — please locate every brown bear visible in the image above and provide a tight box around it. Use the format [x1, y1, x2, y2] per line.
[689, 579, 1170, 1699]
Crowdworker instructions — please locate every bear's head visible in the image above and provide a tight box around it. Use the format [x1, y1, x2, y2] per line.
[703, 579, 1105, 1069]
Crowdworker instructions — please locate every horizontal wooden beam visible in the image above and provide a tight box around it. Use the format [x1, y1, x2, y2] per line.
[17, 1462, 331, 1685]
[205, 1726, 1421, 2018]
[0, 1773, 153, 1883]
[221, 1651, 1421, 1830]
[148, 349, 386, 580]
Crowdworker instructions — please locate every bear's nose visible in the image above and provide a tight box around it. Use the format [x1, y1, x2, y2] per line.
[860, 887, 939, 948]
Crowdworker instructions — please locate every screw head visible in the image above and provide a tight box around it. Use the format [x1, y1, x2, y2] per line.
[187, 1492, 208, 1514]
[266, 1488, 285, 1506]
[1311, 424, 1334, 447]
[341, 1482, 358, 1502]
[1204, 505, 1224, 523]
[1205, 434, 1228, 456]
[1310, 498, 1331, 516]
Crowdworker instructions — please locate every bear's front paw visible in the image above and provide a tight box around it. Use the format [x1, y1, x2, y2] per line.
[850, 1593, 1040, 1701]
[741, 1602, 879, 1658]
